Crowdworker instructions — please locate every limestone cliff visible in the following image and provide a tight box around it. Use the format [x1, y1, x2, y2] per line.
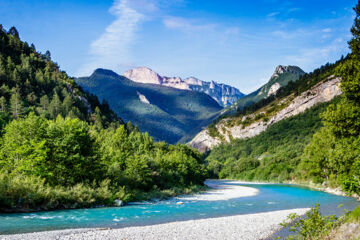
[189, 76, 341, 152]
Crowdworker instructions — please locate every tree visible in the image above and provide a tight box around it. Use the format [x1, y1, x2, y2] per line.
[0, 96, 6, 112]
[62, 95, 73, 114]
[8, 26, 19, 39]
[49, 92, 62, 118]
[40, 95, 49, 111]
[300, 0, 360, 194]
[45, 50, 51, 60]
[94, 106, 103, 129]
[0, 113, 49, 177]
[45, 116, 104, 186]
[10, 88, 23, 119]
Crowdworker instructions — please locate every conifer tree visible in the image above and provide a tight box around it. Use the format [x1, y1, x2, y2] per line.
[10, 88, 23, 119]
[49, 92, 62, 118]
[40, 95, 49, 111]
[0, 96, 6, 112]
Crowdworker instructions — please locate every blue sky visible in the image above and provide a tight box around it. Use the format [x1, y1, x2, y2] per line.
[0, 0, 356, 93]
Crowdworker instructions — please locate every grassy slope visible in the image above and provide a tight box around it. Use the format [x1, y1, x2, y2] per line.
[77, 69, 222, 144]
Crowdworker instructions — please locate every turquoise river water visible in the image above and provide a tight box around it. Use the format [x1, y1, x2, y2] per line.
[0, 181, 358, 234]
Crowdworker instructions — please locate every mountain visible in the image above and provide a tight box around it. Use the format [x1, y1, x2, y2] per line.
[226, 65, 305, 113]
[190, 75, 341, 152]
[124, 67, 244, 107]
[189, 63, 339, 152]
[76, 69, 223, 144]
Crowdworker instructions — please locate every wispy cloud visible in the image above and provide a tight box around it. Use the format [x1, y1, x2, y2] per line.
[267, 12, 280, 17]
[284, 38, 347, 70]
[163, 17, 217, 32]
[77, 0, 145, 76]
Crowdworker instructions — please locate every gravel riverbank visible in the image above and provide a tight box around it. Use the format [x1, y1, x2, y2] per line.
[1, 208, 309, 240]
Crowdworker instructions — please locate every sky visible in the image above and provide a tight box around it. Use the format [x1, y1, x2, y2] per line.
[0, 0, 357, 93]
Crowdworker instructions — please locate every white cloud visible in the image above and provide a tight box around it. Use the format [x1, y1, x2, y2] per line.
[272, 29, 305, 39]
[77, 0, 145, 76]
[284, 38, 348, 70]
[322, 28, 332, 33]
[267, 12, 280, 17]
[163, 17, 216, 32]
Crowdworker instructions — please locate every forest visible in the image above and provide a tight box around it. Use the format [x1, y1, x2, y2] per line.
[0, 25, 207, 212]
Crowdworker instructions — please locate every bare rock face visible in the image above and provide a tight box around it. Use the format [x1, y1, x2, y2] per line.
[188, 129, 222, 153]
[267, 82, 281, 96]
[271, 65, 304, 79]
[189, 76, 341, 152]
[137, 91, 150, 104]
[123, 67, 244, 106]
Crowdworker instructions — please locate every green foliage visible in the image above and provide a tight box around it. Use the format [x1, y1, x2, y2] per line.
[0, 113, 207, 212]
[321, 97, 360, 138]
[298, 1, 360, 195]
[0, 26, 121, 128]
[205, 101, 332, 182]
[0, 26, 208, 212]
[281, 204, 338, 240]
[346, 205, 360, 223]
[0, 172, 117, 211]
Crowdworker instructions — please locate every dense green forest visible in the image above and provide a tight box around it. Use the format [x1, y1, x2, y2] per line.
[206, 1, 360, 196]
[0, 26, 206, 212]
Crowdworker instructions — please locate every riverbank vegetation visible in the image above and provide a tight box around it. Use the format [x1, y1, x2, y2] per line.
[279, 204, 360, 240]
[0, 26, 207, 212]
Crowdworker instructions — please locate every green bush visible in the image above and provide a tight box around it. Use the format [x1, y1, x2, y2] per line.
[0, 172, 119, 211]
[280, 204, 338, 240]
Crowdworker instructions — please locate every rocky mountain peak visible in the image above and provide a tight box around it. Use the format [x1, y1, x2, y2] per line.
[271, 65, 305, 79]
[184, 77, 203, 86]
[124, 67, 163, 85]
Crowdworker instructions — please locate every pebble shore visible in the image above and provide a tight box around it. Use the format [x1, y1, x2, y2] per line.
[1, 208, 309, 240]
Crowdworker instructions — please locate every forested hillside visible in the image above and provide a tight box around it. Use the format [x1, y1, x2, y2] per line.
[0, 26, 207, 212]
[205, 99, 337, 181]
[0, 26, 120, 129]
[76, 69, 222, 144]
[205, 2, 360, 196]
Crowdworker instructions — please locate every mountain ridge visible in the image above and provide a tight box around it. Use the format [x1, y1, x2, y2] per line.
[124, 67, 244, 107]
[76, 69, 223, 144]
[189, 62, 340, 152]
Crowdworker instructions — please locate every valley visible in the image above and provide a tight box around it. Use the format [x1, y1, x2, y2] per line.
[1, 0, 360, 239]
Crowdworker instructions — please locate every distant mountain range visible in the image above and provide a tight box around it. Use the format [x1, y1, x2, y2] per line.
[124, 67, 244, 107]
[76, 65, 305, 144]
[76, 69, 223, 144]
